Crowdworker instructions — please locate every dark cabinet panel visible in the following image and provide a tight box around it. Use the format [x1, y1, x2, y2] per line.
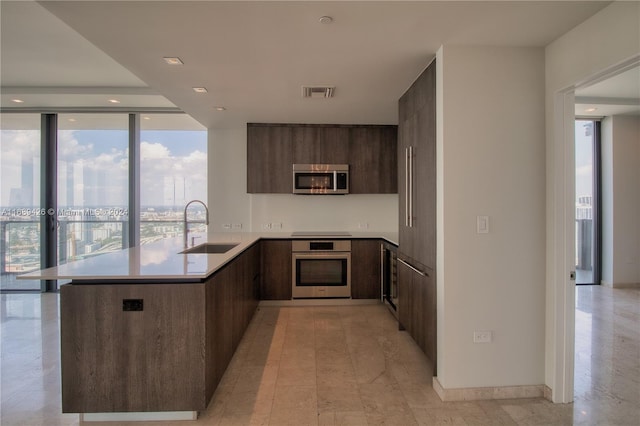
[397, 259, 436, 372]
[292, 126, 349, 164]
[61, 245, 261, 414]
[247, 124, 293, 193]
[260, 240, 292, 300]
[349, 126, 398, 194]
[61, 283, 207, 413]
[398, 60, 435, 269]
[398, 258, 413, 334]
[397, 58, 437, 373]
[247, 123, 397, 194]
[205, 244, 260, 400]
[351, 239, 382, 299]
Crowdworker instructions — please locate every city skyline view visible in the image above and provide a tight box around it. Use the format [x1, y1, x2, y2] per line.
[1, 113, 207, 290]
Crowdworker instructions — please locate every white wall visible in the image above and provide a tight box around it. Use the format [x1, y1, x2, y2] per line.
[544, 1, 640, 399]
[208, 126, 398, 234]
[436, 45, 546, 389]
[601, 115, 640, 286]
[208, 128, 252, 232]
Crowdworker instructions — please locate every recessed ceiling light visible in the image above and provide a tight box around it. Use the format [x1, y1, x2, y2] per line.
[214, 106, 226, 111]
[108, 99, 121, 104]
[193, 87, 208, 93]
[163, 57, 184, 65]
[585, 107, 598, 112]
[143, 116, 151, 120]
[68, 118, 76, 122]
[319, 16, 333, 24]
[11, 99, 24, 103]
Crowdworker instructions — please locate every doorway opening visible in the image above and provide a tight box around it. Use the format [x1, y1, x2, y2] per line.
[574, 119, 601, 285]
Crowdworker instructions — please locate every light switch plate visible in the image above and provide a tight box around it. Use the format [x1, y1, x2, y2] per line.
[473, 330, 492, 343]
[477, 216, 489, 234]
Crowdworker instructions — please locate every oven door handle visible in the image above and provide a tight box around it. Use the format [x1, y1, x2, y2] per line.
[293, 252, 351, 259]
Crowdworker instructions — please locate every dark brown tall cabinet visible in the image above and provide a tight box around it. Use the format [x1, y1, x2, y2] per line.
[398, 59, 437, 372]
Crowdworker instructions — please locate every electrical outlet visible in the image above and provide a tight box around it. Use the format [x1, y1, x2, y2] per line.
[262, 223, 272, 230]
[271, 222, 282, 229]
[477, 216, 489, 234]
[358, 222, 369, 229]
[233, 223, 242, 229]
[222, 223, 232, 230]
[473, 331, 492, 343]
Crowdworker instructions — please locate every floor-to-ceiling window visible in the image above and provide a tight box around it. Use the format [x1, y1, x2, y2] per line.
[575, 119, 601, 285]
[0, 112, 207, 292]
[139, 114, 207, 243]
[0, 114, 42, 291]
[57, 114, 129, 266]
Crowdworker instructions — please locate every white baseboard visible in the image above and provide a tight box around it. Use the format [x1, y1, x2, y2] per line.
[259, 299, 380, 307]
[80, 411, 197, 422]
[601, 280, 640, 288]
[432, 377, 545, 401]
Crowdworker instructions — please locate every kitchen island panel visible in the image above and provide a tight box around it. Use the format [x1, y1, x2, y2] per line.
[61, 283, 207, 413]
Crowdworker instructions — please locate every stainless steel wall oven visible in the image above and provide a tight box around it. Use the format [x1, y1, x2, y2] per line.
[292, 240, 351, 298]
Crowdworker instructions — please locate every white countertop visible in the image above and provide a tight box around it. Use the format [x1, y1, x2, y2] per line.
[18, 232, 397, 283]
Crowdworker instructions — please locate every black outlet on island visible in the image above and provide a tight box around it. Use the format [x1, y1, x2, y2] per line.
[122, 299, 144, 311]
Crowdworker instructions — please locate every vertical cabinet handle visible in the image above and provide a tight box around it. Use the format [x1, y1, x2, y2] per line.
[405, 147, 410, 227]
[409, 146, 413, 228]
[380, 244, 385, 302]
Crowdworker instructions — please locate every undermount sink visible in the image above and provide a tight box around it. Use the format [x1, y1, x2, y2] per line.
[180, 243, 239, 254]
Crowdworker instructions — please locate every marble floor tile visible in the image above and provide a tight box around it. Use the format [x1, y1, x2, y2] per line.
[1, 286, 639, 425]
[317, 411, 368, 426]
[316, 383, 364, 413]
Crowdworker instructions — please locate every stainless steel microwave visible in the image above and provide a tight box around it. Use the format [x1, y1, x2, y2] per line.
[293, 164, 349, 195]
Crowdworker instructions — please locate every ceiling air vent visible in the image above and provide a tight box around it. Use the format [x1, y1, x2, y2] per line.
[302, 86, 335, 98]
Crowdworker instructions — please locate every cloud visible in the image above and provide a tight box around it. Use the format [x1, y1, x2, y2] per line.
[2, 130, 207, 208]
[140, 141, 171, 160]
[140, 140, 207, 206]
[58, 131, 93, 160]
[576, 164, 592, 177]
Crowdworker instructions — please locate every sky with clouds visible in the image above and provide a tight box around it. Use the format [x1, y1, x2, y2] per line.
[1, 128, 207, 209]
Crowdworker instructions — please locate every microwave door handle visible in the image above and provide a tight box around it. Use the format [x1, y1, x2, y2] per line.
[333, 170, 337, 192]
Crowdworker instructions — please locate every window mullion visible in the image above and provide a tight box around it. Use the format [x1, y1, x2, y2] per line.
[128, 114, 140, 248]
[41, 114, 57, 292]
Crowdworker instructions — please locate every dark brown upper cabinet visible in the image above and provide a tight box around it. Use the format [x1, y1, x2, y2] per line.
[247, 124, 293, 194]
[349, 126, 398, 194]
[247, 123, 397, 194]
[292, 126, 349, 164]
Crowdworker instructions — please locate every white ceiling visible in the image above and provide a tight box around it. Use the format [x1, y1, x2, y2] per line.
[1, 1, 613, 129]
[575, 65, 640, 117]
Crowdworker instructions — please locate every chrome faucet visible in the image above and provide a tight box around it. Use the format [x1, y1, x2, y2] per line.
[183, 200, 210, 248]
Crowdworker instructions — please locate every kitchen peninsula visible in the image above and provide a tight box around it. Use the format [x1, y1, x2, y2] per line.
[20, 231, 397, 420]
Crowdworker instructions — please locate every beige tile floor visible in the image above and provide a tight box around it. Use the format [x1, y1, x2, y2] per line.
[1, 285, 638, 426]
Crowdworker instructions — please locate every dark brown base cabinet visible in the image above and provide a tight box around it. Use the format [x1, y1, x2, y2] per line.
[351, 239, 382, 299]
[60, 244, 260, 413]
[260, 240, 292, 300]
[398, 260, 436, 371]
